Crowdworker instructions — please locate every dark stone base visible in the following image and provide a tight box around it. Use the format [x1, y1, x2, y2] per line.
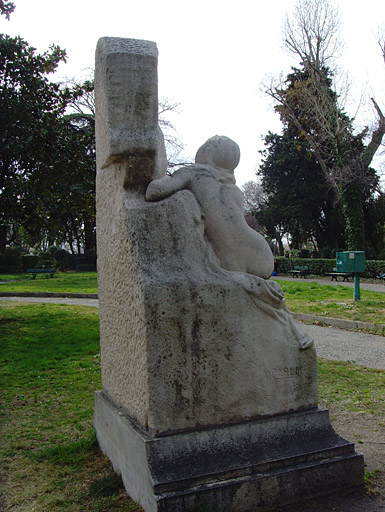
[93, 391, 364, 512]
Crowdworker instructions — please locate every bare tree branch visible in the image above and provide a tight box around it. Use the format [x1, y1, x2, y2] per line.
[158, 97, 186, 169]
[283, 0, 342, 71]
[361, 98, 385, 169]
[266, 0, 385, 194]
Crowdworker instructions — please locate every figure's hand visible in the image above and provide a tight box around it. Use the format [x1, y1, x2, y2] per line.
[146, 172, 188, 201]
[256, 279, 284, 307]
[232, 273, 284, 307]
[146, 178, 167, 201]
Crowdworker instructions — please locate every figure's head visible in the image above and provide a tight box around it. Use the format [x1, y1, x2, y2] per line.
[195, 135, 240, 173]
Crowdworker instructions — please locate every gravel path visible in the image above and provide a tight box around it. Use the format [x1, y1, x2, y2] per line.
[0, 295, 99, 307]
[302, 322, 385, 370]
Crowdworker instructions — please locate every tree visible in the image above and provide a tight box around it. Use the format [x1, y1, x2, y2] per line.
[44, 79, 96, 253]
[25, 110, 96, 254]
[241, 180, 273, 241]
[0, 34, 68, 250]
[12, 77, 97, 254]
[257, 125, 345, 255]
[242, 179, 287, 255]
[0, 33, 98, 253]
[0, 0, 15, 19]
[265, 0, 385, 250]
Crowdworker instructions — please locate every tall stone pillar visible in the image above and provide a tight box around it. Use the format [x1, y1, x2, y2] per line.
[93, 37, 364, 512]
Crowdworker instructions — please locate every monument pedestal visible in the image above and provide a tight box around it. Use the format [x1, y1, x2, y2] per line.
[94, 37, 364, 511]
[94, 391, 363, 512]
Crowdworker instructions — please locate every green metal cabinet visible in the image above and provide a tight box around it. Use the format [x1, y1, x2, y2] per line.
[336, 251, 366, 273]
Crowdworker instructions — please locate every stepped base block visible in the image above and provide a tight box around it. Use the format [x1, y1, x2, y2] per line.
[93, 391, 364, 512]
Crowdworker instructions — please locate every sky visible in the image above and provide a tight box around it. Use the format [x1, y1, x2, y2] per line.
[2, 0, 385, 186]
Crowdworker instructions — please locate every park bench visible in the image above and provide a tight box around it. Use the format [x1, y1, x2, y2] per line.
[325, 268, 351, 282]
[26, 268, 56, 279]
[287, 265, 309, 278]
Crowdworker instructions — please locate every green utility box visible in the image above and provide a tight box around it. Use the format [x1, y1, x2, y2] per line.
[336, 251, 366, 273]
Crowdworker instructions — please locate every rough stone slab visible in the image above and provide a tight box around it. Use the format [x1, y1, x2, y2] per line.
[94, 390, 364, 512]
[94, 36, 364, 511]
[95, 37, 159, 170]
[96, 185, 318, 434]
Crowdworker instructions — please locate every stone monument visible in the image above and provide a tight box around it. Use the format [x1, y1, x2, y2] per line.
[93, 37, 364, 512]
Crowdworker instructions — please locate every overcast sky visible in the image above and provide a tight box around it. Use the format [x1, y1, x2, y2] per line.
[2, 0, 385, 185]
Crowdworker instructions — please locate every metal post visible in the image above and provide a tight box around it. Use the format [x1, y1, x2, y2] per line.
[353, 273, 360, 301]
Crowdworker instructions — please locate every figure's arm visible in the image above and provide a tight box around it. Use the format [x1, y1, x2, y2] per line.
[146, 170, 190, 201]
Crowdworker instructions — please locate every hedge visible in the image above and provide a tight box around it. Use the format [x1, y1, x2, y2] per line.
[0, 248, 21, 271]
[76, 264, 97, 272]
[275, 256, 385, 278]
[21, 255, 40, 270]
[0, 266, 20, 274]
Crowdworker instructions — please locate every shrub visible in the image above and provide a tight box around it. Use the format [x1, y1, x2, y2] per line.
[275, 257, 337, 275]
[0, 248, 22, 271]
[84, 249, 97, 265]
[77, 264, 97, 272]
[274, 256, 385, 278]
[21, 255, 40, 270]
[54, 249, 72, 271]
[0, 266, 20, 274]
[365, 259, 385, 278]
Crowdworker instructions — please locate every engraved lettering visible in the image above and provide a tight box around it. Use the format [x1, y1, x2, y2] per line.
[272, 366, 303, 379]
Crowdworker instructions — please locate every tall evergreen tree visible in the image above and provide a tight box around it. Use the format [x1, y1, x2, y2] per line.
[257, 123, 344, 255]
[264, 0, 385, 251]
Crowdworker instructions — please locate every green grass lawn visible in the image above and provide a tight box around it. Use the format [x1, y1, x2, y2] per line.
[318, 359, 385, 414]
[1, 273, 384, 326]
[0, 302, 141, 511]
[277, 279, 385, 325]
[0, 272, 98, 294]
[0, 301, 384, 510]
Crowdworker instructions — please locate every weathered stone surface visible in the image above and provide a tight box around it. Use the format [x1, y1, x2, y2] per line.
[195, 134, 241, 171]
[94, 37, 364, 511]
[95, 37, 167, 182]
[146, 135, 275, 279]
[97, 177, 318, 434]
[97, 129, 316, 433]
[94, 391, 364, 512]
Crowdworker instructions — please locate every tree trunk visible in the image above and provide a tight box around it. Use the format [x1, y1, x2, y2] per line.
[76, 233, 82, 255]
[340, 182, 365, 251]
[84, 221, 96, 252]
[68, 231, 75, 255]
[277, 236, 284, 256]
[0, 225, 7, 252]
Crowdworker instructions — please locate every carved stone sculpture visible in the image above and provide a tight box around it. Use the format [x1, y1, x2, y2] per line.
[146, 135, 314, 350]
[93, 37, 364, 512]
[147, 135, 274, 278]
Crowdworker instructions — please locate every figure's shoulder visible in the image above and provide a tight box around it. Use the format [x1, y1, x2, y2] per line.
[171, 163, 220, 182]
